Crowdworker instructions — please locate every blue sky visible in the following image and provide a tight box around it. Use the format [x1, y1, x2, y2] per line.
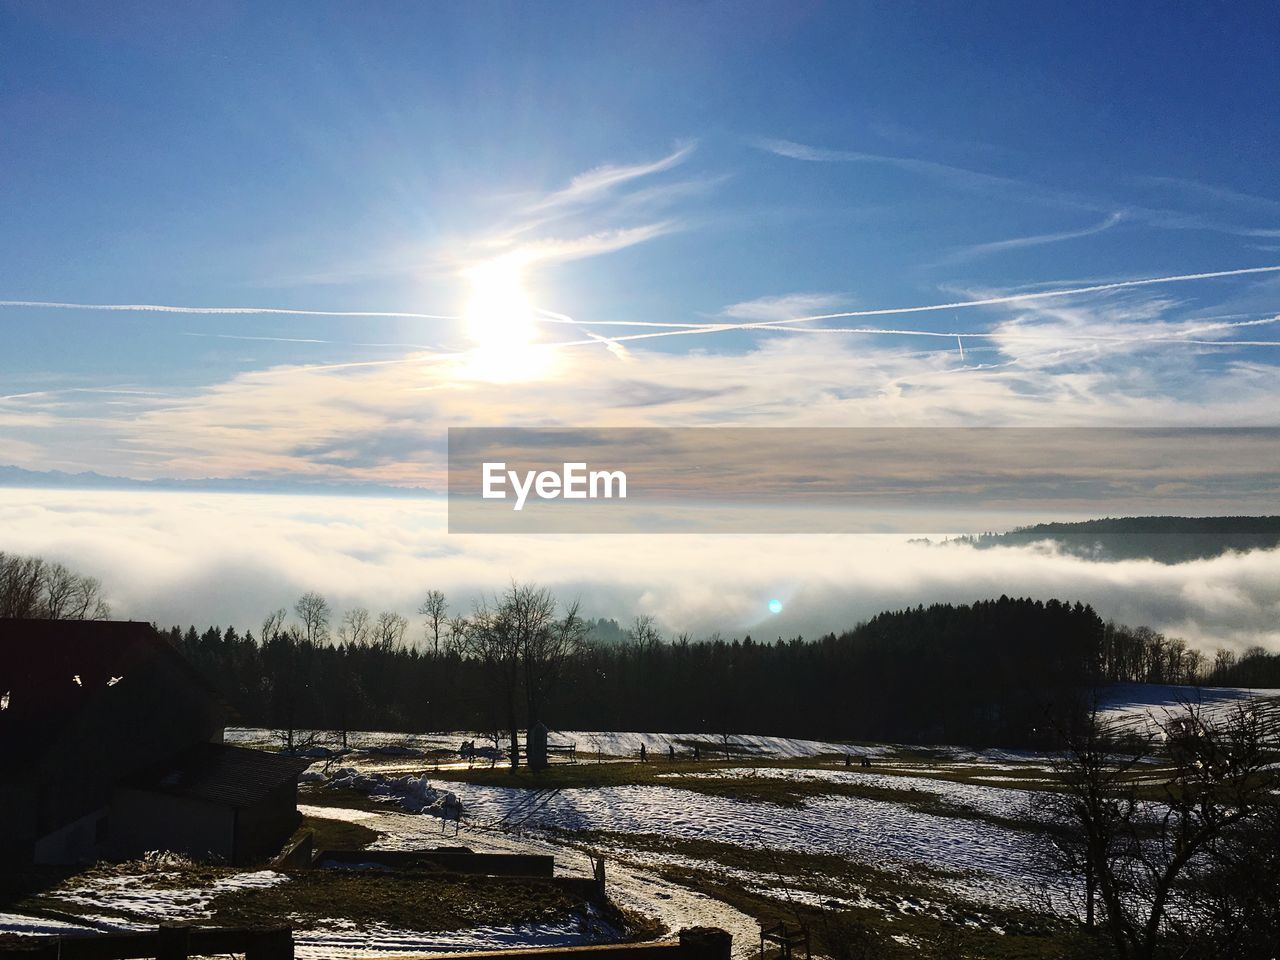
[3, 1, 1280, 641]
[3, 2, 1279, 406]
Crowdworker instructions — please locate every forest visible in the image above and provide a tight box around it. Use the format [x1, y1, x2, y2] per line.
[4, 548, 1276, 750]
[161, 592, 1264, 750]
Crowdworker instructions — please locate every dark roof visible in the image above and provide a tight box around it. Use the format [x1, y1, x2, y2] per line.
[126, 743, 312, 808]
[0, 618, 225, 762]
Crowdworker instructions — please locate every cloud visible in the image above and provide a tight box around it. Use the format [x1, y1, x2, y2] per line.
[1137, 175, 1280, 216]
[491, 222, 679, 269]
[2, 487, 1278, 655]
[522, 142, 697, 216]
[7, 296, 1280, 487]
[451, 144, 702, 281]
[754, 139, 1280, 242]
[718, 292, 847, 322]
[940, 211, 1127, 264]
[751, 137, 1084, 209]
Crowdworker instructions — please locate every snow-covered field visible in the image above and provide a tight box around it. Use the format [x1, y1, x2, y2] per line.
[1096, 683, 1280, 741]
[226, 726, 890, 761]
[17, 687, 1279, 958]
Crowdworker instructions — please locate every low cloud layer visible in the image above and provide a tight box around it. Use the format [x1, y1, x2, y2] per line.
[3, 488, 1277, 656]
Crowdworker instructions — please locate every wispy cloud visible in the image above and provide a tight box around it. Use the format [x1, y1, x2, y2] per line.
[522, 142, 697, 216]
[719, 292, 847, 322]
[751, 137, 1084, 209]
[453, 143, 702, 279]
[1138, 175, 1280, 216]
[755, 139, 1280, 242]
[488, 222, 679, 269]
[940, 211, 1127, 264]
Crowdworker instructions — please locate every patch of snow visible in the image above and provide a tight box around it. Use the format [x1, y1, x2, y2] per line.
[326, 769, 462, 819]
[53, 870, 287, 923]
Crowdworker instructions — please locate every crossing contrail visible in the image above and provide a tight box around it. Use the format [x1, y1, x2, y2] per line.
[542, 264, 1280, 344]
[6, 264, 1279, 360]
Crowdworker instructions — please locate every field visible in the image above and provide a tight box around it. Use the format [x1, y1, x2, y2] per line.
[5, 684, 1277, 959]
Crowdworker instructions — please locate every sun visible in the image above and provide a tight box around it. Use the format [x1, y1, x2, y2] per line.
[456, 259, 555, 381]
[463, 259, 537, 349]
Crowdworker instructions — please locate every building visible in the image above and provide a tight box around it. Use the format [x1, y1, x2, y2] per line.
[0, 618, 309, 865]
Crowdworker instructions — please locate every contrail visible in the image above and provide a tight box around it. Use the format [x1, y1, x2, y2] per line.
[541, 264, 1280, 343]
[544, 313, 1280, 350]
[181, 332, 443, 349]
[770, 315, 1280, 343]
[0, 299, 461, 321]
[537, 306, 632, 361]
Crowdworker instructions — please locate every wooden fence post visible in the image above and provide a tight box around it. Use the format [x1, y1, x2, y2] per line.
[245, 926, 294, 960]
[156, 925, 190, 960]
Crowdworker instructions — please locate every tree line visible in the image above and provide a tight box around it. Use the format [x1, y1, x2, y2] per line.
[5, 547, 1276, 749]
[166, 589, 1112, 750]
[0, 551, 111, 620]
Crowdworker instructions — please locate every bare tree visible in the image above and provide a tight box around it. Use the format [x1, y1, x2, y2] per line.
[465, 595, 523, 768]
[418, 589, 448, 657]
[1041, 699, 1279, 960]
[373, 610, 408, 650]
[261, 608, 288, 645]
[0, 552, 110, 620]
[445, 614, 470, 655]
[461, 583, 589, 769]
[522, 594, 587, 736]
[293, 591, 331, 645]
[625, 614, 663, 655]
[338, 606, 371, 647]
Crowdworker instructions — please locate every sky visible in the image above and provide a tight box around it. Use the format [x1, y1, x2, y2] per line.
[1, 2, 1279, 646]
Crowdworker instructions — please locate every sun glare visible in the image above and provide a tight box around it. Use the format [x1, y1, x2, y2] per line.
[463, 259, 537, 348]
[457, 259, 555, 381]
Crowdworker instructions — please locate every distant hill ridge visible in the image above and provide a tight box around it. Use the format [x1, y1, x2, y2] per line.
[958, 516, 1280, 563]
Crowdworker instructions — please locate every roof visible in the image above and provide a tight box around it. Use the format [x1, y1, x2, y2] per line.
[126, 742, 313, 808]
[0, 618, 225, 764]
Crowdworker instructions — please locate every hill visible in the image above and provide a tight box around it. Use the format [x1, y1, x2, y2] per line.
[957, 516, 1280, 563]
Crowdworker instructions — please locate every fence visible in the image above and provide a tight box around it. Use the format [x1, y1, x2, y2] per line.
[0, 924, 292, 960]
[0, 926, 731, 960]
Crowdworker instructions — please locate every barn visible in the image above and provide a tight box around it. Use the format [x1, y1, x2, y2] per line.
[0, 618, 308, 865]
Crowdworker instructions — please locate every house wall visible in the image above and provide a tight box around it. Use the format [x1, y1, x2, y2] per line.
[0, 780, 38, 862]
[109, 788, 236, 862]
[32, 805, 109, 864]
[232, 782, 301, 864]
[36, 646, 226, 843]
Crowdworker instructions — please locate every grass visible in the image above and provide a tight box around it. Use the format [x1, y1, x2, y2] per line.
[649, 859, 1107, 960]
[423, 755, 1045, 833]
[209, 869, 589, 932]
[298, 785, 397, 814]
[291, 814, 380, 852]
[9, 860, 617, 939]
